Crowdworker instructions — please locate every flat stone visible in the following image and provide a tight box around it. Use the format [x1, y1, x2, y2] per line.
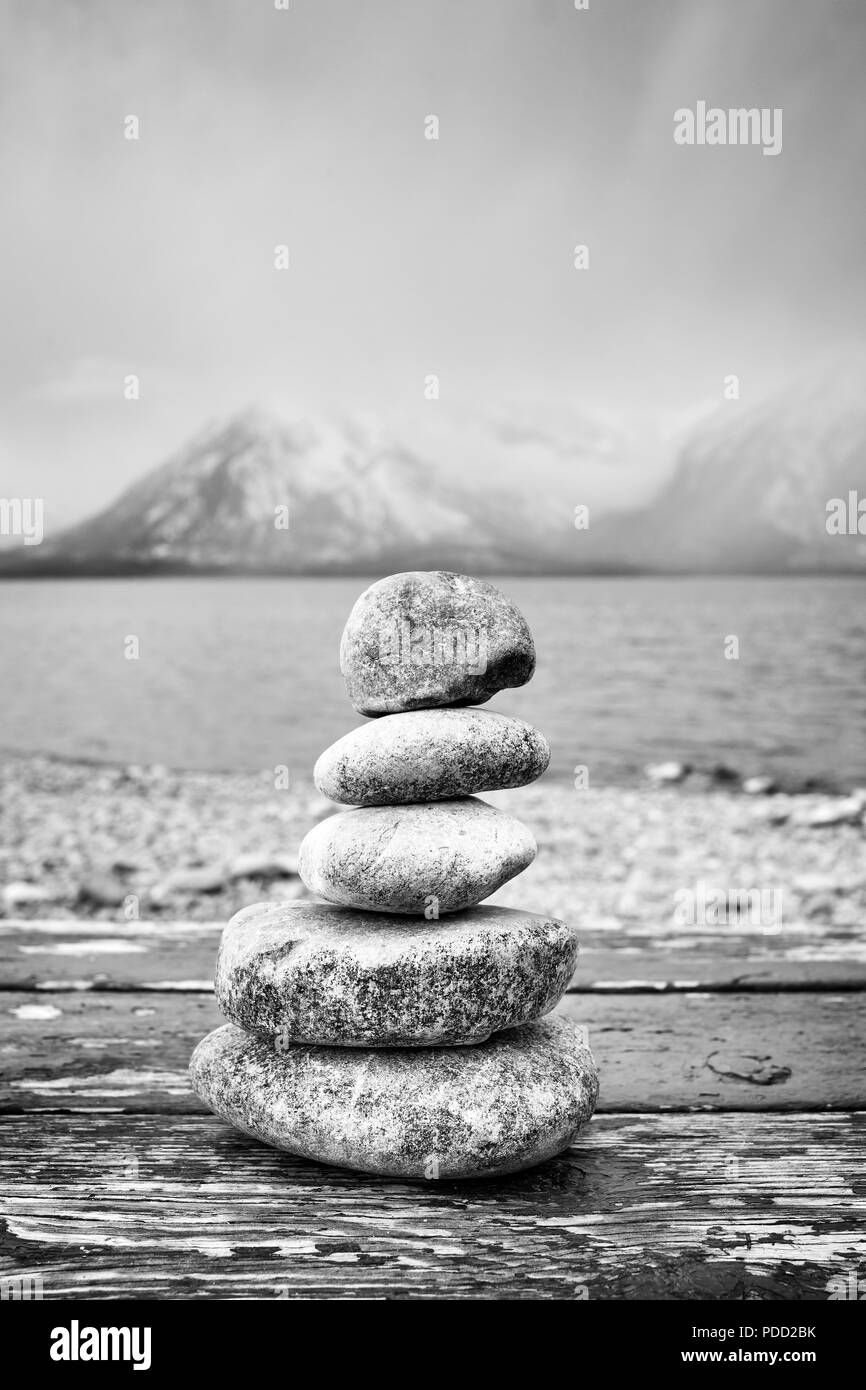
[77, 873, 129, 908]
[2, 881, 56, 907]
[189, 1014, 598, 1180]
[743, 776, 777, 796]
[645, 761, 691, 784]
[151, 864, 228, 901]
[215, 901, 578, 1046]
[799, 795, 866, 828]
[793, 873, 844, 895]
[314, 709, 550, 805]
[228, 851, 299, 881]
[298, 797, 536, 914]
[709, 763, 739, 784]
[340, 571, 536, 716]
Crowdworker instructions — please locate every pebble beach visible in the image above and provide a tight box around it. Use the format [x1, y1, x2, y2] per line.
[2, 754, 864, 933]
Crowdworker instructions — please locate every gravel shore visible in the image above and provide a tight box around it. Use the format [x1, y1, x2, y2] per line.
[1, 756, 864, 931]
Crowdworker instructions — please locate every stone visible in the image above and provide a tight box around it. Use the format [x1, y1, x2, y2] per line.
[314, 709, 550, 806]
[801, 892, 837, 921]
[339, 571, 536, 716]
[743, 776, 777, 796]
[111, 857, 143, 874]
[793, 873, 843, 895]
[799, 795, 865, 828]
[298, 797, 536, 914]
[215, 901, 578, 1047]
[645, 761, 691, 784]
[228, 851, 298, 881]
[2, 880, 56, 908]
[189, 1014, 598, 1180]
[709, 763, 739, 785]
[151, 864, 228, 900]
[77, 872, 128, 908]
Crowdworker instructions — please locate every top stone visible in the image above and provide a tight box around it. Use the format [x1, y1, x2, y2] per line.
[340, 571, 536, 716]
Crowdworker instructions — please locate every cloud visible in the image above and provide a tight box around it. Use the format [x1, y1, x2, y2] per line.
[30, 358, 137, 405]
[29, 357, 167, 405]
[0, 0, 863, 520]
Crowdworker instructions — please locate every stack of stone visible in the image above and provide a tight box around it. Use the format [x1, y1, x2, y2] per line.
[190, 571, 598, 1180]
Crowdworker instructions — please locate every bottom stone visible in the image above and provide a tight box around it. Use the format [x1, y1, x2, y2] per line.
[189, 1015, 598, 1181]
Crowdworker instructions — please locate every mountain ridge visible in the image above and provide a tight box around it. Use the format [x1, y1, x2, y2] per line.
[3, 373, 866, 575]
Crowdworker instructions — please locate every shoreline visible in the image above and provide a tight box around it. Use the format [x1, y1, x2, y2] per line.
[1, 754, 863, 930]
[0, 746, 854, 797]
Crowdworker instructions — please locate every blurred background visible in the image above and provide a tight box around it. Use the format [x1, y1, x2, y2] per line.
[1, 0, 864, 929]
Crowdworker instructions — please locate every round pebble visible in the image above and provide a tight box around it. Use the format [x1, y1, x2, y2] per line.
[190, 1014, 599, 1180]
[314, 708, 549, 805]
[298, 797, 536, 914]
[340, 571, 536, 716]
[216, 900, 579, 1046]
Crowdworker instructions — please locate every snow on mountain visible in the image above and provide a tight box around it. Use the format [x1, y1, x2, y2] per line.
[571, 363, 866, 573]
[628, 363, 866, 571]
[6, 366, 866, 575]
[19, 404, 630, 574]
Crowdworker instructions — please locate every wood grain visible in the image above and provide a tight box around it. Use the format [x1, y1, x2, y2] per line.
[2, 916, 863, 1300]
[2, 918, 865, 992]
[1, 1111, 862, 1299]
[2, 988, 863, 1113]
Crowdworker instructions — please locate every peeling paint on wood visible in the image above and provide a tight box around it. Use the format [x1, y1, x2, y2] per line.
[1, 916, 863, 1298]
[2, 919, 865, 992]
[18, 941, 148, 956]
[9, 1004, 62, 1021]
[1, 989, 863, 1114]
[0, 1112, 862, 1299]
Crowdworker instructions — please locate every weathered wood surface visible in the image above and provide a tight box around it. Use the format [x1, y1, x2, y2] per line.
[1, 1112, 862, 1299]
[2, 988, 863, 1114]
[3, 918, 865, 992]
[2, 915, 864, 1299]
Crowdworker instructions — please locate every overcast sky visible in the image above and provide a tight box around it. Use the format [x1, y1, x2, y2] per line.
[1, 0, 865, 526]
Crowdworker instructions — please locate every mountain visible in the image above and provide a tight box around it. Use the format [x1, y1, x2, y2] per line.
[578, 364, 866, 573]
[4, 368, 866, 575]
[2, 406, 636, 576]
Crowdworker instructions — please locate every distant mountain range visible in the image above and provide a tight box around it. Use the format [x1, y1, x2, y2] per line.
[4, 370, 866, 575]
[588, 368, 866, 573]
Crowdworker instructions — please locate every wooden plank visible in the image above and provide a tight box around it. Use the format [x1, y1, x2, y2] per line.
[0, 1111, 862, 1299]
[2, 918, 865, 992]
[0, 920, 218, 993]
[2, 989, 863, 1113]
[579, 921, 866, 991]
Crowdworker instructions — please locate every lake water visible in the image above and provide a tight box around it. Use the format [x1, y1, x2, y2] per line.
[1, 576, 864, 787]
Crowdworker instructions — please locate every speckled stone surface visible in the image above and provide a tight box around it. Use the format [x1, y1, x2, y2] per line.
[340, 571, 536, 716]
[189, 1014, 598, 1180]
[314, 709, 550, 806]
[298, 797, 536, 914]
[215, 901, 578, 1046]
